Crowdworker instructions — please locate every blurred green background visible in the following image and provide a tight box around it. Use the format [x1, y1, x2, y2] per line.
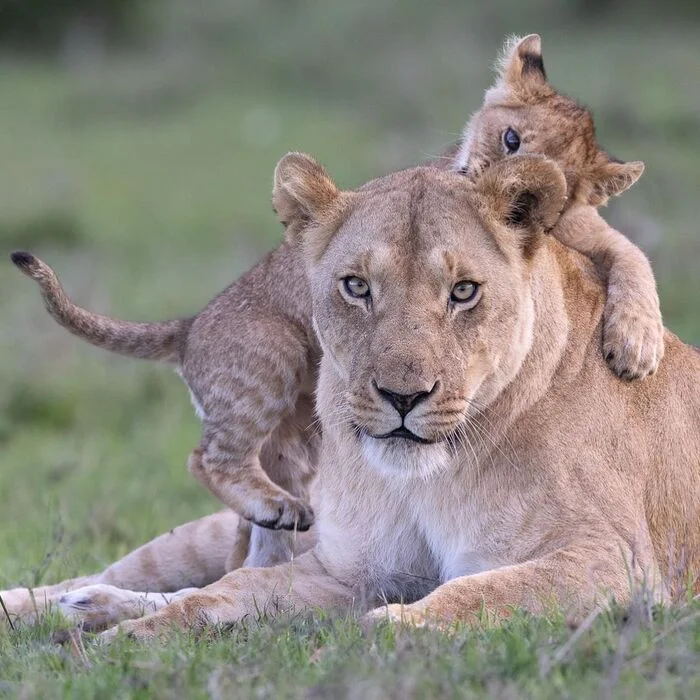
[1, 0, 699, 587]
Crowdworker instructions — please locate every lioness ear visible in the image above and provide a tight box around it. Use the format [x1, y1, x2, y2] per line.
[497, 34, 547, 91]
[272, 152, 340, 238]
[589, 159, 645, 206]
[472, 154, 567, 257]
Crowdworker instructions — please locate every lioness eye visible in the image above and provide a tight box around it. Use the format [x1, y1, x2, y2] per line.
[343, 276, 370, 299]
[503, 127, 521, 153]
[451, 281, 480, 304]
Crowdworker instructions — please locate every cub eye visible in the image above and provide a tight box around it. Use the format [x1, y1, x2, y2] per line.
[342, 276, 370, 299]
[450, 281, 480, 305]
[503, 127, 521, 153]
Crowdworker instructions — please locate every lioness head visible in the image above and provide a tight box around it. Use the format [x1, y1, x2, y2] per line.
[454, 34, 644, 207]
[273, 152, 566, 478]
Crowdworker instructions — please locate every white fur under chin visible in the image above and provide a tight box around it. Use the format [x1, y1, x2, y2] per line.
[360, 436, 451, 481]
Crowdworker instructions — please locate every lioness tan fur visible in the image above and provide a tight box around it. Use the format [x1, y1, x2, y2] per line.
[6, 33, 663, 581]
[3, 153, 697, 638]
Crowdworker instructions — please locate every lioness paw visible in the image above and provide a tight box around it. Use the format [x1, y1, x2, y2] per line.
[603, 291, 664, 380]
[57, 585, 196, 632]
[362, 603, 429, 629]
[98, 613, 175, 644]
[57, 585, 159, 631]
[97, 619, 144, 645]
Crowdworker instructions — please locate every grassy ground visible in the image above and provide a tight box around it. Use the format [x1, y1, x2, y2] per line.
[1, 2, 699, 696]
[1, 602, 700, 698]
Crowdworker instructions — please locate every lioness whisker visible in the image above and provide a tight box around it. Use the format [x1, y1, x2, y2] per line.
[464, 398, 520, 469]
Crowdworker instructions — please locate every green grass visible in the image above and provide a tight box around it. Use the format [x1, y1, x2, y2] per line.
[1, 604, 700, 698]
[1, 1, 699, 696]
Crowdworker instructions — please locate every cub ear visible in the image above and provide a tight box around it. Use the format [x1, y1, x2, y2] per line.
[497, 34, 547, 91]
[589, 159, 645, 206]
[472, 154, 567, 257]
[272, 152, 340, 238]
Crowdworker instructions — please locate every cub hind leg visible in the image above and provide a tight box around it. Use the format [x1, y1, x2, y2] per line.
[189, 451, 312, 569]
[243, 396, 320, 567]
[189, 390, 320, 568]
[185, 319, 317, 534]
[188, 439, 315, 532]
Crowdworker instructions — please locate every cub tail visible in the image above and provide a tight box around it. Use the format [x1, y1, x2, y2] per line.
[11, 251, 187, 364]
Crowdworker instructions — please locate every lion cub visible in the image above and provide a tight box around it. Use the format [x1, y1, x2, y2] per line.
[11, 243, 319, 570]
[451, 34, 663, 377]
[10, 34, 662, 568]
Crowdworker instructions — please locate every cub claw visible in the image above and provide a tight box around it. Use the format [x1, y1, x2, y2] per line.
[252, 499, 315, 531]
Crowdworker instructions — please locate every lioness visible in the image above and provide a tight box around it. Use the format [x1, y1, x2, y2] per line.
[9, 35, 662, 569]
[5, 152, 696, 639]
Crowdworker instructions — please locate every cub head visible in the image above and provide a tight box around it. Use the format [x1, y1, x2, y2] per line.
[273, 151, 566, 478]
[454, 34, 644, 207]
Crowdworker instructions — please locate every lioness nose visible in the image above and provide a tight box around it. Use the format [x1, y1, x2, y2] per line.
[375, 384, 435, 418]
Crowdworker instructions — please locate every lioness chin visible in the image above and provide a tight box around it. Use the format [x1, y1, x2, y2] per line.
[54, 151, 698, 641]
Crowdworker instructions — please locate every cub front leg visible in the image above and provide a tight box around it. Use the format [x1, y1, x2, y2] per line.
[365, 545, 655, 629]
[553, 206, 664, 380]
[602, 242, 664, 380]
[100, 549, 354, 642]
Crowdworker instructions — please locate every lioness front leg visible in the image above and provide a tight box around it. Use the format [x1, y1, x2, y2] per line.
[99, 550, 354, 642]
[55, 585, 200, 631]
[365, 546, 658, 629]
[0, 511, 241, 626]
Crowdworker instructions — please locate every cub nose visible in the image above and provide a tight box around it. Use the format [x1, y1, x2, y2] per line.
[375, 383, 435, 418]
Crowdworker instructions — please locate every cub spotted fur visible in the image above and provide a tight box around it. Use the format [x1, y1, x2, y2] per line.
[6, 152, 695, 639]
[9, 34, 661, 570]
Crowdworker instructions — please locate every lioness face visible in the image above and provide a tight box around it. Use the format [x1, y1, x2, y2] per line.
[314, 173, 529, 477]
[454, 34, 644, 207]
[273, 152, 567, 478]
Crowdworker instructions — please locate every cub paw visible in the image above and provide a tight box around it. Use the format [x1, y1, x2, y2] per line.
[189, 449, 315, 532]
[603, 299, 664, 380]
[250, 496, 315, 532]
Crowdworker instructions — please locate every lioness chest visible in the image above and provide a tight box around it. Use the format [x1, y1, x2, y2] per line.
[408, 467, 526, 583]
[325, 458, 537, 597]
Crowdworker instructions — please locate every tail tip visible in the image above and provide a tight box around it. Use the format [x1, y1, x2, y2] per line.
[10, 250, 36, 270]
